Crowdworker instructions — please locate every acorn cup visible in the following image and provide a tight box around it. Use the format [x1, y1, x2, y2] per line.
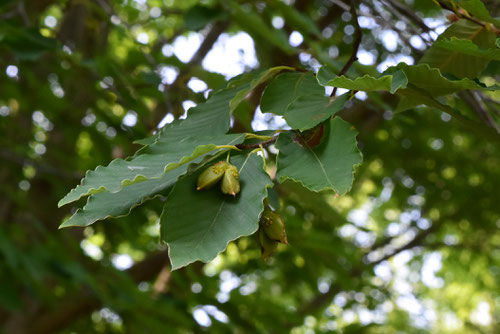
[220, 164, 240, 196]
[260, 209, 288, 244]
[258, 227, 279, 261]
[197, 161, 229, 190]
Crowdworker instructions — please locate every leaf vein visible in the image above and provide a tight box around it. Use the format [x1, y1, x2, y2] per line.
[194, 200, 225, 251]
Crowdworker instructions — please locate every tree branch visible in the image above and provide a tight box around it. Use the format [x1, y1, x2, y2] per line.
[459, 91, 500, 133]
[153, 20, 230, 128]
[436, 0, 500, 33]
[331, 0, 362, 97]
[383, 0, 430, 32]
[367, 225, 437, 266]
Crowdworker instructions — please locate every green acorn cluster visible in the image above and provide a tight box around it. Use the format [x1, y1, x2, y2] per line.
[197, 161, 240, 196]
[258, 207, 288, 260]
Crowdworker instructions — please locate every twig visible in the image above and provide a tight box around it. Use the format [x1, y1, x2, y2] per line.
[330, 0, 362, 97]
[235, 136, 278, 150]
[383, 0, 430, 32]
[459, 91, 500, 133]
[436, 0, 500, 33]
[17, 1, 31, 26]
[481, 94, 500, 117]
[367, 225, 437, 266]
[154, 20, 229, 127]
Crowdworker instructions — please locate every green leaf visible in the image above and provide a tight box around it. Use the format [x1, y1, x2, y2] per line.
[229, 66, 294, 113]
[161, 154, 272, 270]
[228, 2, 295, 55]
[58, 134, 244, 207]
[184, 5, 227, 31]
[59, 171, 179, 228]
[60, 80, 256, 206]
[317, 66, 408, 94]
[285, 93, 349, 131]
[316, 66, 337, 86]
[269, 1, 321, 38]
[0, 22, 58, 60]
[393, 63, 498, 111]
[396, 63, 493, 96]
[395, 86, 500, 143]
[135, 73, 256, 146]
[419, 20, 497, 78]
[433, 37, 500, 60]
[276, 117, 362, 194]
[261, 72, 324, 116]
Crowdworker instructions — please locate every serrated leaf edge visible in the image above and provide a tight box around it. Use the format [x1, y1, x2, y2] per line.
[59, 192, 163, 229]
[165, 155, 273, 270]
[276, 124, 363, 195]
[59, 135, 245, 208]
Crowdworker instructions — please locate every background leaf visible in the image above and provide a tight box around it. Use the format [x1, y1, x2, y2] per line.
[229, 66, 294, 113]
[317, 67, 408, 94]
[433, 37, 500, 60]
[161, 154, 272, 270]
[284, 93, 349, 131]
[419, 20, 497, 78]
[261, 71, 324, 116]
[184, 5, 227, 31]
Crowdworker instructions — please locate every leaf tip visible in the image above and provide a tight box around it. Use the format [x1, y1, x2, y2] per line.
[58, 221, 71, 229]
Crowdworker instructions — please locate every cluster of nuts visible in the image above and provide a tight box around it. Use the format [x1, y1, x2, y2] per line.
[258, 207, 288, 260]
[197, 161, 240, 196]
[198, 161, 288, 261]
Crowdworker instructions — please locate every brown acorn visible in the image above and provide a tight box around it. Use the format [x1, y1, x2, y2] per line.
[220, 164, 240, 196]
[260, 209, 288, 244]
[197, 161, 229, 190]
[258, 227, 278, 261]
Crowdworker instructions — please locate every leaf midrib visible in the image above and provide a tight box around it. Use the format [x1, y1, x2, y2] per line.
[192, 154, 253, 252]
[299, 133, 335, 191]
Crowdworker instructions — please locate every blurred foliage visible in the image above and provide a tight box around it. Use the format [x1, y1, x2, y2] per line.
[0, 0, 499, 333]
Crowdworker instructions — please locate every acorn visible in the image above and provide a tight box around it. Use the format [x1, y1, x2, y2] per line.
[258, 227, 279, 261]
[220, 164, 240, 196]
[260, 209, 288, 244]
[197, 161, 229, 190]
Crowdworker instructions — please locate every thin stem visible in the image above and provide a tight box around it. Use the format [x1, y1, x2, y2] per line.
[330, 0, 362, 97]
[436, 0, 500, 33]
[235, 136, 278, 150]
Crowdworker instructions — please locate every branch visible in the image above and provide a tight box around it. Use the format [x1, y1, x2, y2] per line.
[153, 20, 230, 128]
[367, 225, 437, 266]
[383, 0, 430, 32]
[481, 94, 500, 117]
[330, 0, 362, 97]
[436, 0, 500, 33]
[459, 91, 500, 133]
